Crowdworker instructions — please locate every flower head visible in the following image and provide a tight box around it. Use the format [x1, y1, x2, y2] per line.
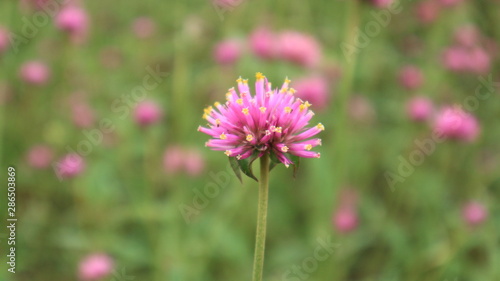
[199, 73, 323, 168]
[78, 253, 114, 280]
[433, 106, 480, 142]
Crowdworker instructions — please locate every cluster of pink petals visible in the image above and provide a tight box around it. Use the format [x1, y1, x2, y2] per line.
[134, 100, 163, 126]
[213, 39, 243, 65]
[26, 145, 54, 169]
[198, 73, 324, 167]
[406, 96, 433, 122]
[55, 5, 89, 44]
[163, 146, 205, 176]
[398, 65, 424, 90]
[293, 75, 330, 111]
[19, 61, 51, 85]
[433, 106, 480, 142]
[78, 253, 114, 280]
[0, 26, 9, 54]
[57, 153, 85, 178]
[249, 27, 277, 60]
[462, 201, 488, 227]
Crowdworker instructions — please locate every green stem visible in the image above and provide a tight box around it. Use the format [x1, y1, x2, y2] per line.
[252, 154, 270, 281]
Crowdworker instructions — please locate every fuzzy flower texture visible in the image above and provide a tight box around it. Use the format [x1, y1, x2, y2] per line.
[198, 73, 324, 167]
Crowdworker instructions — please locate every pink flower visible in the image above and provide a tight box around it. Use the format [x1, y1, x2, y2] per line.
[293, 76, 330, 111]
[372, 0, 393, 8]
[433, 106, 480, 142]
[416, 1, 440, 24]
[0, 26, 9, 54]
[213, 39, 242, 65]
[132, 17, 156, 39]
[78, 253, 114, 280]
[184, 148, 205, 176]
[249, 27, 277, 60]
[19, 61, 51, 85]
[333, 207, 358, 233]
[57, 153, 85, 178]
[26, 145, 53, 169]
[398, 65, 424, 90]
[406, 96, 433, 122]
[442, 46, 469, 72]
[454, 25, 480, 48]
[465, 47, 491, 74]
[163, 146, 184, 174]
[198, 73, 324, 167]
[134, 100, 163, 126]
[55, 6, 89, 43]
[462, 201, 487, 226]
[277, 31, 322, 68]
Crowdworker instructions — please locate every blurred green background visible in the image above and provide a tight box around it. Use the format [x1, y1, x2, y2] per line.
[0, 0, 499, 280]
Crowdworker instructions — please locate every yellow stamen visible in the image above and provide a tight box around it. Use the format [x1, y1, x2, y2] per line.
[204, 106, 213, 114]
[236, 155, 242, 160]
[284, 107, 292, 113]
[202, 113, 208, 119]
[224, 150, 231, 156]
[275, 127, 282, 133]
[256, 72, 265, 80]
[285, 77, 291, 84]
[236, 77, 243, 83]
[304, 144, 313, 151]
[242, 108, 249, 115]
[316, 123, 325, 131]
[246, 134, 253, 141]
[243, 79, 248, 84]
[281, 146, 289, 152]
[259, 107, 267, 113]
[214, 101, 221, 107]
[219, 133, 227, 140]
[236, 99, 243, 105]
[215, 119, 221, 125]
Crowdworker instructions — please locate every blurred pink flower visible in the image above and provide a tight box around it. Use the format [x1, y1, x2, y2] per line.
[163, 146, 184, 174]
[0, 26, 9, 54]
[213, 39, 242, 65]
[398, 65, 424, 90]
[406, 96, 433, 122]
[416, 1, 440, 24]
[26, 145, 53, 169]
[134, 100, 163, 126]
[278, 31, 322, 68]
[454, 25, 480, 48]
[249, 27, 277, 60]
[433, 106, 480, 142]
[19, 61, 51, 85]
[132, 17, 156, 39]
[462, 201, 488, 227]
[293, 76, 330, 111]
[57, 153, 85, 178]
[333, 207, 358, 234]
[184, 148, 205, 176]
[442, 46, 468, 72]
[372, 0, 394, 8]
[78, 253, 114, 281]
[465, 47, 491, 74]
[56, 6, 89, 43]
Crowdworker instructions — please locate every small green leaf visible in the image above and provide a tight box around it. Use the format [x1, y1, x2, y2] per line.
[238, 151, 259, 182]
[228, 156, 243, 184]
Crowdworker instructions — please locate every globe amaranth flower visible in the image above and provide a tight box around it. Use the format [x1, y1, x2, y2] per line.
[198, 73, 324, 167]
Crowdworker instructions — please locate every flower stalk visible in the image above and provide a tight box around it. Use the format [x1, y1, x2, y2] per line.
[252, 153, 270, 281]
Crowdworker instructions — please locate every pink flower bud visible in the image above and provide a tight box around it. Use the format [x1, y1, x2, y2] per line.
[333, 207, 358, 234]
[442, 46, 469, 72]
[55, 6, 89, 43]
[213, 39, 242, 65]
[416, 1, 440, 24]
[398, 65, 424, 90]
[454, 25, 480, 48]
[57, 153, 85, 178]
[19, 61, 51, 85]
[433, 106, 480, 142]
[462, 201, 487, 226]
[249, 27, 277, 60]
[278, 31, 322, 68]
[184, 148, 205, 176]
[406, 96, 433, 121]
[26, 145, 53, 169]
[465, 47, 491, 74]
[78, 253, 114, 280]
[163, 146, 184, 174]
[134, 101, 163, 126]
